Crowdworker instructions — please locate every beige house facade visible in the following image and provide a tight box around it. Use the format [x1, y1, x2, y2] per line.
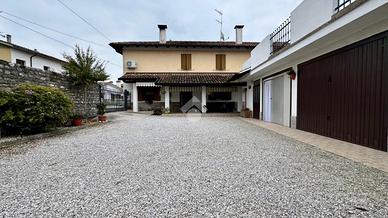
[121, 50, 250, 73]
[111, 25, 258, 113]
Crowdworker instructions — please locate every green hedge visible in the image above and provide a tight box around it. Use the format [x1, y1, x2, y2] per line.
[0, 84, 74, 135]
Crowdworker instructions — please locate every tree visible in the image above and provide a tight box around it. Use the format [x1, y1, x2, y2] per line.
[63, 45, 108, 117]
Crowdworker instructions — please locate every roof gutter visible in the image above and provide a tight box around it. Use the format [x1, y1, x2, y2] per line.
[29, 50, 38, 67]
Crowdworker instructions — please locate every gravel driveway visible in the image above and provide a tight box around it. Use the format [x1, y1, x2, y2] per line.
[1, 112, 387, 217]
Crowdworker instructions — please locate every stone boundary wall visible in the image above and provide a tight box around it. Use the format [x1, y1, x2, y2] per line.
[0, 62, 99, 117]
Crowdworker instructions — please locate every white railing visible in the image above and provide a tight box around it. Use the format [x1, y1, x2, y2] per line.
[336, 0, 358, 11]
[270, 17, 291, 54]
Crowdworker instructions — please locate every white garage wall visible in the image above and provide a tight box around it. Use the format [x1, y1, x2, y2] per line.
[249, 35, 272, 69]
[283, 74, 291, 127]
[290, 0, 335, 43]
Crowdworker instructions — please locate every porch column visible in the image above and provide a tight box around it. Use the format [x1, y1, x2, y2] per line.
[132, 83, 138, 112]
[237, 86, 243, 112]
[201, 86, 207, 113]
[164, 86, 170, 109]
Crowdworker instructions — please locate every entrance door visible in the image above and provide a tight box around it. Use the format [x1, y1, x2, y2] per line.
[297, 31, 388, 151]
[263, 76, 285, 125]
[180, 92, 193, 107]
[253, 82, 260, 119]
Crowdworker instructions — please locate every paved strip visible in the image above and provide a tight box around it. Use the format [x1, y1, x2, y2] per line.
[241, 117, 388, 173]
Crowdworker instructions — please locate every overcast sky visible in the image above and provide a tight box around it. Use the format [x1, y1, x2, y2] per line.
[0, 0, 303, 80]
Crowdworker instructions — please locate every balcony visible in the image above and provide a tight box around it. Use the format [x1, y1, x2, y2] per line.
[270, 17, 291, 55]
[336, 0, 358, 12]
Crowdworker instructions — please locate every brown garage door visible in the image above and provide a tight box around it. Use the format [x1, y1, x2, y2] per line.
[297, 31, 388, 151]
[253, 81, 260, 119]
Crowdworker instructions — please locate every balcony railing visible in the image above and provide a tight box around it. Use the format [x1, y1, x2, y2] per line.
[270, 17, 291, 55]
[335, 0, 357, 11]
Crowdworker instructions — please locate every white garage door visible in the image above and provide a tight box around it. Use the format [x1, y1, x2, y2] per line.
[263, 75, 285, 125]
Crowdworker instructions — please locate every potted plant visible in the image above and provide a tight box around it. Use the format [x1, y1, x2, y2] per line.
[241, 108, 252, 118]
[71, 114, 83, 126]
[97, 103, 107, 122]
[152, 106, 163, 115]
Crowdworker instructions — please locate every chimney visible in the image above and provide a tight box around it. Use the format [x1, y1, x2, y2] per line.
[158, 24, 167, 44]
[234, 25, 244, 44]
[6, 34, 11, 43]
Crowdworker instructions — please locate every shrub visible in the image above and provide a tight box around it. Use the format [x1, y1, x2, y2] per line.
[96, 103, 106, 115]
[0, 84, 74, 135]
[152, 106, 163, 116]
[71, 114, 84, 120]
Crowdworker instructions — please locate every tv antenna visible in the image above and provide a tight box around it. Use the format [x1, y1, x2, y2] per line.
[215, 9, 225, 41]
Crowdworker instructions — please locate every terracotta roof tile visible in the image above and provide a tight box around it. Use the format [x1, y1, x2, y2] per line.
[119, 72, 245, 86]
[157, 73, 235, 85]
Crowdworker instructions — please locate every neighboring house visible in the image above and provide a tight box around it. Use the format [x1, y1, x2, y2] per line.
[100, 81, 124, 101]
[239, 0, 388, 151]
[99, 81, 125, 112]
[0, 35, 66, 72]
[115, 80, 124, 89]
[110, 25, 258, 113]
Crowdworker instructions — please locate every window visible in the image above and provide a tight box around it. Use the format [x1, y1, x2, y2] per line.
[181, 54, 192, 70]
[138, 87, 161, 103]
[208, 92, 232, 101]
[215, 54, 226, 71]
[16, 59, 25, 66]
[43, 66, 50, 71]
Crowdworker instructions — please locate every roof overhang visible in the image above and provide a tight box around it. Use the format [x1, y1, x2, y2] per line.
[228, 70, 251, 82]
[119, 72, 247, 86]
[110, 41, 259, 54]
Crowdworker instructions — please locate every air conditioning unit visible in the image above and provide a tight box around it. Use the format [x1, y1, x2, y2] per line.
[126, 60, 137, 69]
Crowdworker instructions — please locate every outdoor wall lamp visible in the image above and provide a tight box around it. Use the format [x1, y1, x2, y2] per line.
[288, 69, 296, 80]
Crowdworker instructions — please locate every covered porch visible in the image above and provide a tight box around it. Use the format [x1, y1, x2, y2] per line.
[119, 72, 246, 113]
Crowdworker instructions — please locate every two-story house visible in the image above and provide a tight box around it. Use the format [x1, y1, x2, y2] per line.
[0, 35, 66, 73]
[110, 25, 258, 113]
